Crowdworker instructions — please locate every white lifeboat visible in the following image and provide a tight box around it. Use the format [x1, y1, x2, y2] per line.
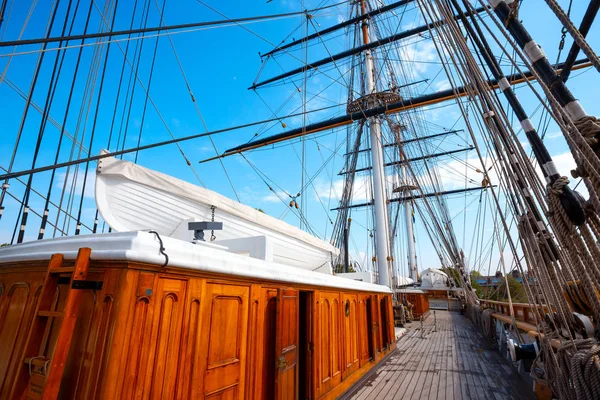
[95, 153, 338, 272]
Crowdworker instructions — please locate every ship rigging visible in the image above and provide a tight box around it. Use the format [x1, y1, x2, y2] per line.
[1, 0, 600, 399]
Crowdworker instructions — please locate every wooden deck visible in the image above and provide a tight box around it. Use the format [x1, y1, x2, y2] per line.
[347, 311, 535, 400]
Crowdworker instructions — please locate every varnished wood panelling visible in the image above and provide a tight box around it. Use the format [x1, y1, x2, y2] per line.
[199, 283, 249, 399]
[176, 278, 202, 399]
[0, 258, 396, 400]
[369, 295, 381, 357]
[255, 288, 277, 400]
[85, 269, 122, 399]
[145, 278, 187, 399]
[0, 270, 45, 400]
[319, 295, 332, 394]
[318, 292, 343, 396]
[122, 296, 151, 398]
[342, 294, 359, 379]
[58, 283, 98, 399]
[83, 292, 114, 399]
[0, 282, 32, 397]
[206, 385, 237, 399]
[331, 296, 341, 385]
[100, 269, 145, 399]
[357, 295, 370, 366]
[244, 284, 263, 400]
[275, 288, 299, 400]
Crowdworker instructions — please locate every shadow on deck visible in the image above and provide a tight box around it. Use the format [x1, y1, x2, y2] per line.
[347, 310, 534, 400]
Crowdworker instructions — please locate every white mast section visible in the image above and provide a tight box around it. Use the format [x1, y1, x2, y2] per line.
[396, 148, 417, 281]
[361, 0, 392, 287]
[404, 190, 418, 280]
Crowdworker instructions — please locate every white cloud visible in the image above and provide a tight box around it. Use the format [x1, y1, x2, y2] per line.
[261, 190, 289, 203]
[56, 170, 95, 199]
[313, 176, 371, 204]
[402, 21, 419, 31]
[432, 151, 588, 199]
[434, 79, 451, 91]
[545, 131, 563, 140]
[313, 172, 416, 205]
[400, 40, 438, 74]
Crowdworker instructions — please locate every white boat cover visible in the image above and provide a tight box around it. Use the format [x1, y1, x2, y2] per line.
[0, 231, 389, 293]
[95, 153, 339, 271]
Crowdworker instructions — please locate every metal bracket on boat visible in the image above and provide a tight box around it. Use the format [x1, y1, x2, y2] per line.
[189, 221, 223, 242]
[55, 277, 103, 290]
[72, 280, 104, 290]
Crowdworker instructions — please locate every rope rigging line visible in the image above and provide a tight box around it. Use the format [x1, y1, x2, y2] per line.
[149, 0, 240, 201]
[0, 0, 352, 47]
[37, 0, 97, 239]
[0, 0, 58, 222]
[115, 0, 153, 157]
[13, 0, 77, 243]
[240, 154, 320, 238]
[105, 0, 141, 151]
[0, 101, 354, 183]
[91, 0, 206, 188]
[0, 0, 38, 85]
[74, 0, 122, 236]
[543, 0, 600, 75]
[197, 0, 360, 97]
[417, 0, 527, 304]
[134, 1, 163, 163]
[56, 0, 111, 238]
[420, 1, 600, 397]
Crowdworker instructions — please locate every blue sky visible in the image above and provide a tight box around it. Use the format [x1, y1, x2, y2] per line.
[1, 0, 599, 278]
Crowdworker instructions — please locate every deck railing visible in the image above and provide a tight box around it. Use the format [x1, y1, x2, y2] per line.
[478, 299, 552, 326]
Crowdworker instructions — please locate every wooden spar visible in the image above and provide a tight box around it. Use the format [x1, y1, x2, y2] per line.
[331, 185, 496, 211]
[261, 0, 414, 58]
[249, 7, 486, 90]
[1, 60, 591, 182]
[198, 59, 590, 164]
[338, 146, 475, 175]
[360, 0, 370, 45]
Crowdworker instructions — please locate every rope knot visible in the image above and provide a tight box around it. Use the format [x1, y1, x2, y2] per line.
[574, 116, 600, 147]
[547, 176, 570, 196]
[571, 166, 588, 179]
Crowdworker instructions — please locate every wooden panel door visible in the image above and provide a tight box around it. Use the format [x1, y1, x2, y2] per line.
[357, 295, 371, 366]
[198, 283, 250, 399]
[317, 292, 342, 395]
[369, 295, 380, 358]
[379, 296, 390, 351]
[275, 288, 299, 400]
[142, 277, 187, 399]
[342, 294, 359, 379]
[0, 279, 40, 400]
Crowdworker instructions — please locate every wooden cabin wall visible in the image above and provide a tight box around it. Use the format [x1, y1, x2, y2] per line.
[0, 264, 121, 400]
[0, 269, 45, 399]
[0, 261, 396, 400]
[403, 292, 430, 320]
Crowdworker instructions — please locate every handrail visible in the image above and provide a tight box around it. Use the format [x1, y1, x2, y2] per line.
[479, 299, 552, 326]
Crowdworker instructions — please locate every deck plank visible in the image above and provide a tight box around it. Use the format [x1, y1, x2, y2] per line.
[348, 311, 534, 400]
